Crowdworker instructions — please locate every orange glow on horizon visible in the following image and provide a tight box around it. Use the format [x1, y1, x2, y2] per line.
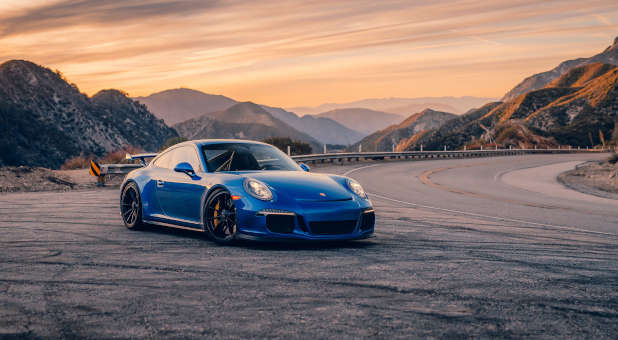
[1, 0, 617, 107]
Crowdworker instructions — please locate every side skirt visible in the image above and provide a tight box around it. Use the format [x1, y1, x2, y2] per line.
[144, 219, 204, 232]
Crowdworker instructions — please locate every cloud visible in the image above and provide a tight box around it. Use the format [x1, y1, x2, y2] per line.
[1, 0, 617, 106]
[0, 0, 222, 37]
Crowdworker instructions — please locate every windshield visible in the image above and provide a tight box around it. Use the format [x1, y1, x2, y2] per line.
[202, 143, 302, 172]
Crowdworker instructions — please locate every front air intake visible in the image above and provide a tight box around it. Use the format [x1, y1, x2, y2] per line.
[360, 210, 375, 231]
[309, 220, 356, 235]
[265, 214, 295, 234]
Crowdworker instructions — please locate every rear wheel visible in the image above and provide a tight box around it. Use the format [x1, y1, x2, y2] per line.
[204, 189, 238, 244]
[121, 182, 144, 229]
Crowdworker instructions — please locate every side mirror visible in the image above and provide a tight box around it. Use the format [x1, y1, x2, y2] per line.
[174, 162, 195, 176]
[299, 163, 310, 172]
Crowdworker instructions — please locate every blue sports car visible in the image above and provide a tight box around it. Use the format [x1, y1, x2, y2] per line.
[120, 139, 375, 244]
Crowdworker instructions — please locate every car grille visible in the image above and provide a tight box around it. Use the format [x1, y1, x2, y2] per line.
[360, 210, 375, 231]
[266, 214, 295, 234]
[309, 220, 357, 235]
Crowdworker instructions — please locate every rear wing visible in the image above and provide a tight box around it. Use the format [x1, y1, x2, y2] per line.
[125, 153, 158, 166]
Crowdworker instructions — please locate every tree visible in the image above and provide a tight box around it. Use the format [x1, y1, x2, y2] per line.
[262, 137, 312, 155]
[158, 137, 187, 152]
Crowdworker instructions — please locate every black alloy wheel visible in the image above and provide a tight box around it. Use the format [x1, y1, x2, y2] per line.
[205, 189, 238, 244]
[121, 182, 143, 229]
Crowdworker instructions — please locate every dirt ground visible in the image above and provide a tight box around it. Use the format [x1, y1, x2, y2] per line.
[558, 157, 618, 199]
[0, 167, 125, 192]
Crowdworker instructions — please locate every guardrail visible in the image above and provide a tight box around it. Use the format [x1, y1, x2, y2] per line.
[98, 147, 612, 179]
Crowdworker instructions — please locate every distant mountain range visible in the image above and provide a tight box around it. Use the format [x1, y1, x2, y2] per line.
[289, 96, 496, 115]
[350, 109, 456, 152]
[0, 60, 177, 168]
[135, 88, 236, 125]
[260, 106, 365, 145]
[135, 88, 364, 145]
[316, 108, 404, 134]
[502, 36, 618, 101]
[173, 102, 323, 152]
[405, 62, 618, 150]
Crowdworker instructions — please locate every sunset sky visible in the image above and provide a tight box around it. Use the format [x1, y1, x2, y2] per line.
[1, 0, 617, 107]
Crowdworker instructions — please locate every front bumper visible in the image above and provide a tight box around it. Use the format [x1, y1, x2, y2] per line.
[234, 198, 375, 241]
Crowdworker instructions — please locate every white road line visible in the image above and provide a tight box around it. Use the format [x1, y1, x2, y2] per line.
[368, 192, 617, 237]
[342, 162, 618, 237]
[343, 164, 384, 176]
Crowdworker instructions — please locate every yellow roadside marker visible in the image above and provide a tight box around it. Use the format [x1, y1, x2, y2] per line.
[89, 160, 101, 177]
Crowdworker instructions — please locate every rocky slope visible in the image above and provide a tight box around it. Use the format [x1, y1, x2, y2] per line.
[502, 36, 618, 101]
[135, 88, 237, 125]
[173, 102, 322, 152]
[316, 108, 403, 134]
[406, 63, 618, 150]
[349, 109, 456, 152]
[0, 60, 177, 168]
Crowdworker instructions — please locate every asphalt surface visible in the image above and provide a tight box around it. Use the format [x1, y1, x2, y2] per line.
[1, 154, 617, 339]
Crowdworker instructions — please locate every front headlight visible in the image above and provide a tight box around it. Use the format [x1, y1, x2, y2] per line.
[243, 178, 273, 201]
[346, 178, 367, 199]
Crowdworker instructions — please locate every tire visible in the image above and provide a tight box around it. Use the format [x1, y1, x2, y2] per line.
[120, 182, 144, 230]
[204, 189, 238, 244]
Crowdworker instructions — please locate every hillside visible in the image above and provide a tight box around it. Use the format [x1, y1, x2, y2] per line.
[349, 109, 456, 152]
[134, 88, 237, 125]
[173, 102, 322, 152]
[261, 105, 365, 145]
[406, 63, 618, 150]
[316, 108, 403, 134]
[290, 96, 495, 115]
[135, 88, 364, 145]
[502, 36, 618, 101]
[0, 60, 177, 168]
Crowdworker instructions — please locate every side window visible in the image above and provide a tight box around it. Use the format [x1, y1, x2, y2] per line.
[171, 146, 201, 172]
[152, 150, 174, 169]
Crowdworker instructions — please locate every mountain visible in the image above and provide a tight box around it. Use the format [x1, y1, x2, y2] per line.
[261, 105, 365, 145]
[135, 88, 237, 125]
[136, 88, 364, 145]
[0, 60, 177, 168]
[502, 36, 618, 101]
[289, 96, 496, 115]
[406, 102, 503, 150]
[173, 102, 322, 152]
[316, 108, 403, 134]
[384, 102, 458, 116]
[407, 62, 618, 150]
[349, 109, 456, 152]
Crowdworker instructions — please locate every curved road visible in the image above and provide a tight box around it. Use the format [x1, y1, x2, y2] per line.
[0, 153, 616, 339]
[347, 153, 617, 235]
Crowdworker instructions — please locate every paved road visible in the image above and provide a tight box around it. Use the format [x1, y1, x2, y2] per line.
[1, 154, 617, 339]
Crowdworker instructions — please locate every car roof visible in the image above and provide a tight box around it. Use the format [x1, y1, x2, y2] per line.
[179, 139, 270, 148]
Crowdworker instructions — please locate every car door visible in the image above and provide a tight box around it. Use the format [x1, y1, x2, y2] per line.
[142, 150, 175, 218]
[155, 146, 205, 225]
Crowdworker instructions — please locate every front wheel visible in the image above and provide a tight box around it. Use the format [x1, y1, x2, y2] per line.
[204, 189, 238, 244]
[120, 182, 144, 229]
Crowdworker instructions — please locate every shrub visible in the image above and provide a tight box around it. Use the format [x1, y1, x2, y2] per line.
[61, 155, 93, 170]
[100, 145, 144, 164]
[60, 145, 144, 169]
[263, 137, 312, 155]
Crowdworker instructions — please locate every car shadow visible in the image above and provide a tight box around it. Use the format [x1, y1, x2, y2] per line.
[139, 224, 378, 250]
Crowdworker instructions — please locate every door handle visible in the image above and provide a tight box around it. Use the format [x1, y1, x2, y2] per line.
[157, 179, 164, 187]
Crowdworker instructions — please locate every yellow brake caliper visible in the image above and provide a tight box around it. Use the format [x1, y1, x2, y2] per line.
[213, 200, 220, 228]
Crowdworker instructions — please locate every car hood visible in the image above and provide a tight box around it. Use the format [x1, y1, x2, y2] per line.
[238, 171, 353, 201]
